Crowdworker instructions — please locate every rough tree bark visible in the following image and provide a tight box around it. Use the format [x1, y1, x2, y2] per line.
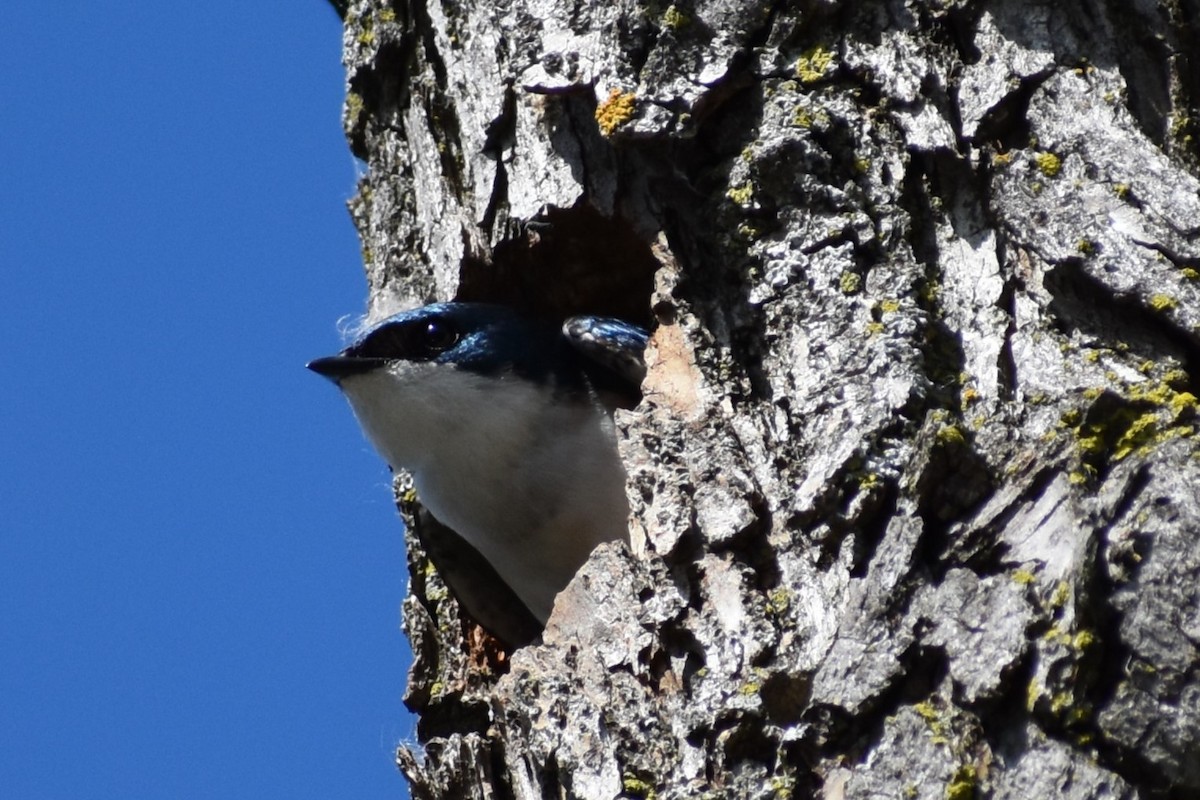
[329, 0, 1200, 797]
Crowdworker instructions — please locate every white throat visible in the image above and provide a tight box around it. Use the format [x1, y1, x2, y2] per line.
[337, 361, 630, 622]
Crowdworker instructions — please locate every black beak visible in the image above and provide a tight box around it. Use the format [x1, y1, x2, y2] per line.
[306, 355, 387, 382]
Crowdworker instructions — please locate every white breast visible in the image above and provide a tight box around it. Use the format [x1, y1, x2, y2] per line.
[337, 361, 630, 622]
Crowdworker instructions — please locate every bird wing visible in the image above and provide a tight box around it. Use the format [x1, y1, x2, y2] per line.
[562, 316, 649, 389]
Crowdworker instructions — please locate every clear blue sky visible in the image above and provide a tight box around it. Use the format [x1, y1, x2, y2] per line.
[1, 4, 417, 798]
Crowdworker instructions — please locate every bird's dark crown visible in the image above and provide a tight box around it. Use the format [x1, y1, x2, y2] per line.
[345, 303, 595, 390]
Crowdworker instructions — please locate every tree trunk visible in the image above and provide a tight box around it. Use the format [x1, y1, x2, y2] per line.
[331, 0, 1200, 797]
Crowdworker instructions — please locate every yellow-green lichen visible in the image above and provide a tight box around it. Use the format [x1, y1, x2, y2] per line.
[1114, 182, 1131, 199]
[992, 151, 1014, 167]
[1059, 408, 1083, 428]
[345, 92, 365, 121]
[379, 7, 396, 23]
[946, 765, 977, 800]
[736, 221, 765, 239]
[424, 580, 449, 603]
[1163, 368, 1189, 387]
[767, 587, 791, 615]
[1181, 267, 1200, 280]
[595, 88, 636, 135]
[726, 182, 755, 206]
[1042, 623, 1069, 645]
[1149, 294, 1178, 311]
[936, 424, 966, 446]
[1075, 423, 1109, 455]
[1026, 677, 1042, 712]
[795, 45, 835, 83]
[840, 271, 862, 294]
[1130, 377, 1188, 407]
[1112, 413, 1158, 460]
[1035, 151, 1062, 177]
[770, 776, 796, 799]
[622, 775, 657, 800]
[1169, 113, 1195, 148]
[1170, 391, 1198, 418]
[1012, 568, 1037, 585]
[1066, 373, 1200, 467]
[792, 106, 816, 128]
[1080, 374, 1200, 462]
[661, 5, 690, 29]
[878, 298, 901, 314]
[1076, 238, 1096, 255]
[914, 701, 948, 743]
[866, 321, 885, 336]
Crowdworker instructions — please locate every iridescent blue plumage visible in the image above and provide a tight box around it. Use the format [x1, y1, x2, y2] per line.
[338, 302, 647, 400]
[562, 315, 650, 388]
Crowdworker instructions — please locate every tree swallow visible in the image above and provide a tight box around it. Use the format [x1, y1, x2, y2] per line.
[309, 302, 648, 637]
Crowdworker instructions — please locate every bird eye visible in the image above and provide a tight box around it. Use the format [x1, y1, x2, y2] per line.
[350, 315, 461, 361]
[421, 319, 459, 354]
